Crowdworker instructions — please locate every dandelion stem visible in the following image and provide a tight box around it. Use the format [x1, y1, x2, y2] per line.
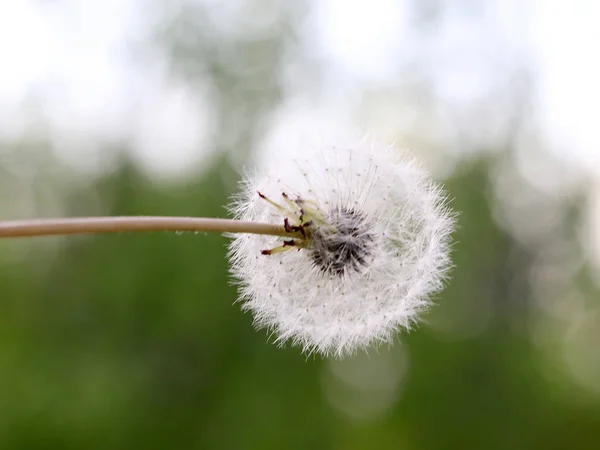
[0, 216, 297, 239]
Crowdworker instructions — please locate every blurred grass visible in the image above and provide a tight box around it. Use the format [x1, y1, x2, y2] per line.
[1, 156, 600, 449]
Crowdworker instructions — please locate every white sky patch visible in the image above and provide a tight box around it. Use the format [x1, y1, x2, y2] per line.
[0, 0, 599, 180]
[0, 0, 213, 178]
[430, 0, 528, 104]
[0, 0, 135, 132]
[530, 0, 600, 174]
[128, 78, 214, 181]
[309, 0, 408, 83]
[0, 1, 56, 106]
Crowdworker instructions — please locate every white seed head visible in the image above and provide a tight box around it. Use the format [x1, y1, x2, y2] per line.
[228, 132, 455, 358]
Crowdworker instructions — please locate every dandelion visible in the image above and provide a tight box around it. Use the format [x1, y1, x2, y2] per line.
[0, 130, 454, 358]
[228, 133, 455, 357]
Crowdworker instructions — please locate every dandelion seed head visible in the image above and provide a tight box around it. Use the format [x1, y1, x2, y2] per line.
[308, 206, 375, 276]
[228, 131, 455, 358]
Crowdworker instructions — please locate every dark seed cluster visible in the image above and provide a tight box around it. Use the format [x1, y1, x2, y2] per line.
[309, 207, 375, 276]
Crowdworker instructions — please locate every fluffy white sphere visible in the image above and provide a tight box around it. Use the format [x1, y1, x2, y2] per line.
[228, 133, 454, 357]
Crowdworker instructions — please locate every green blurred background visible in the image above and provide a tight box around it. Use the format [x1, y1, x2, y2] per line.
[2, 1, 600, 449]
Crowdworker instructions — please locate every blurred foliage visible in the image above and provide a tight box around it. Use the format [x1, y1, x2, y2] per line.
[2, 155, 600, 450]
[2, 1, 600, 449]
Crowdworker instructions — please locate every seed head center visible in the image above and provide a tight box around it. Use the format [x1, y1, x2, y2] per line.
[309, 207, 375, 276]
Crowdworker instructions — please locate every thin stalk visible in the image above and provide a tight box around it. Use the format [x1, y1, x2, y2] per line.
[0, 216, 296, 239]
